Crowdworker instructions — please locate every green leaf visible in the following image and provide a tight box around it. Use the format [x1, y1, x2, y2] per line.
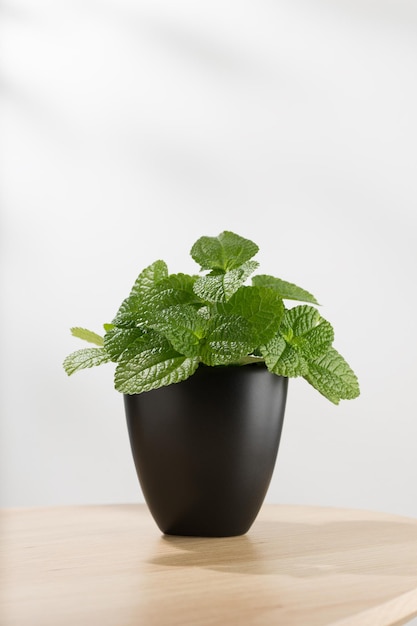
[200, 314, 255, 366]
[128, 260, 168, 298]
[103, 327, 148, 361]
[298, 321, 334, 360]
[113, 272, 200, 328]
[63, 348, 110, 376]
[252, 275, 319, 304]
[193, 260, 259, 303]
[143, 273, 201, 313]
[112, 296, 142, 328]
[115, 338, 199, 394]
[70, 327, 104, 346]
[196, 284, 285, 366]
[191, 231, 259, 272]
[112, 260, 169, 327]
[216, 286, 284, 345]
[149, 305, 208, 357]
[304, 347, 360, 404]
[260, 305, 333, 376]
[196, 306, 211, 320]
[261, 335, 308, 377]
[281, 306, 320, 337]
[280, 305, 334, 360]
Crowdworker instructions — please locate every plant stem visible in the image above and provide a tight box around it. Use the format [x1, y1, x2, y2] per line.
[236, 356, 265, 366]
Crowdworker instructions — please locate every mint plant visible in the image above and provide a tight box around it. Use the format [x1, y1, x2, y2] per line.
[64, 231, 360, 404]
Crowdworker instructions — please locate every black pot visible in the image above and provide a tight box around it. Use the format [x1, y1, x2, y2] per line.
[124, 364, 288, 537]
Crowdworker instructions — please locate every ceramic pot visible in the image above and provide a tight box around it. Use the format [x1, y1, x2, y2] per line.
[124, 364, 288, 537]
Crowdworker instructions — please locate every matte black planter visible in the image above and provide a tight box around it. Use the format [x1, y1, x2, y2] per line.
[124, 364, 288, 537]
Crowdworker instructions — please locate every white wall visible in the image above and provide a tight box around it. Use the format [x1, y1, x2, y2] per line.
[1, 0, 417, 521]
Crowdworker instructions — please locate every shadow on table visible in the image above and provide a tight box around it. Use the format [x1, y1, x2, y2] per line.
[148, 519, 417, 578]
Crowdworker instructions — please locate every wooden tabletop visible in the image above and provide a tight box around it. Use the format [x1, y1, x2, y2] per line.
[1, 504, 417, 626]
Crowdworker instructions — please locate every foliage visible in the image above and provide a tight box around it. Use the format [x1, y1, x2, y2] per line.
[64, 231, 359, 403]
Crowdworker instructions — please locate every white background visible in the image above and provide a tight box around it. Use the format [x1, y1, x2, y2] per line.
[1, 0, 417, 525]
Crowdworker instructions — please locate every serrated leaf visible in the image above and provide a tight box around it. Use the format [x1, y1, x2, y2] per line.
[63, 348, 110, 376]
[143, 273, 201, 312]
[197, 306, 211, 320]
[200, 314, 256, 365]
[280, 305, 334, 360]
[191, 231, 259, 272]
[304, 347, 360, 404]
[261, 335, 308, 377]
[193, 260, 259, 303]
[216, 286, 284, 345]
[112, 260, 168, 327]
[252, 275, 318, 304]
[128, 260, 168, 298]
[115, 343, 199, 394]
[70, 327, 104, 346]
[104, 327, 148, 361]
[149, 305, 208, 357]
[281, 305, 320, 337]
[112, 273, 200, 328]
[297, 321, 334, 360]
[112, 296, 142, 328]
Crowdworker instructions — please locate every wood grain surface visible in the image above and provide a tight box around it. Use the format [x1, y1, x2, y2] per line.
[1, 504, 417, 626]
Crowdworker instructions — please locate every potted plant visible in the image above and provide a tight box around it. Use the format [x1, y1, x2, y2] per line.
[64, 230, 359, 537]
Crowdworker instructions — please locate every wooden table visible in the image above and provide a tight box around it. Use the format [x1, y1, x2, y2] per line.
[1, 504, 417, 626]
